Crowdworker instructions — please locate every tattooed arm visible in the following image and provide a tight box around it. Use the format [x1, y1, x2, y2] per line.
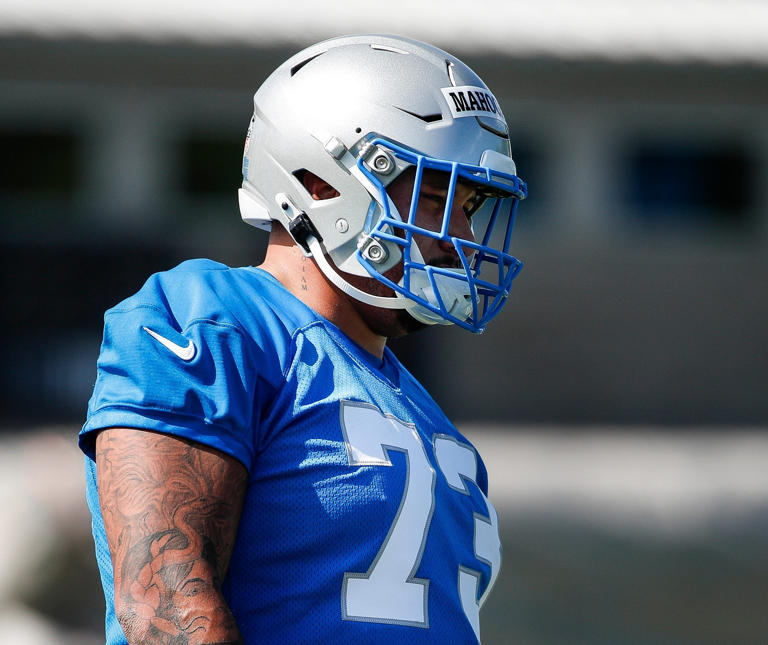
[96, 428, 248, 645]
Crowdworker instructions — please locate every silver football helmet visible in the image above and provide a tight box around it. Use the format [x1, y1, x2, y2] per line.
[239, 34, 527, 333]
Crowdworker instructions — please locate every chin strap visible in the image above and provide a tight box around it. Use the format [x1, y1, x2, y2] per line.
[307, 236, 405, 310]
[403, 269, 473, 325]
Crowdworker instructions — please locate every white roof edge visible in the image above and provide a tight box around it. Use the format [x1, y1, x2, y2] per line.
[2, 0, 768, 66]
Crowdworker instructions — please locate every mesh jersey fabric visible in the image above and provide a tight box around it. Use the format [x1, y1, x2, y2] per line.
[80, 259, 501, 644]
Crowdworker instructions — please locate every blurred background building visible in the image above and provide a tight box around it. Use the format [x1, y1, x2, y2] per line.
[0, 2, 766, 644]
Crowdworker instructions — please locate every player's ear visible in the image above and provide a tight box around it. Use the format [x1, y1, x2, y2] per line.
[302, 170, 340, 201]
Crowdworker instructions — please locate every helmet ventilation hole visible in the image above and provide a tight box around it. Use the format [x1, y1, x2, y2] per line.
[289, 52, 325, 77]
[446, 60, 457, 86]
[370, 44, 409, 55]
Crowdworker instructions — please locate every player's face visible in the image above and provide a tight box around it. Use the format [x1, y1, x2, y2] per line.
[385, 167, 478, 268]
[342, 168, 480, 340]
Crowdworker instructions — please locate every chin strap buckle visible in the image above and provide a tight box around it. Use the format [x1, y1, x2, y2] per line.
[276, 193, 322, 255]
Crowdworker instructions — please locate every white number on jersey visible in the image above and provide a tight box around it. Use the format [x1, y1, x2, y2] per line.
[340, 401, 501, 642]
[433, 434, 501, 642]
[340, 401, 436, 626]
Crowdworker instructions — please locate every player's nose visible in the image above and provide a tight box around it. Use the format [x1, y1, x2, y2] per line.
[438, 202, 475, 259]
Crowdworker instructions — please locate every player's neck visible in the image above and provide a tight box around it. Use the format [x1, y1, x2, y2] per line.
[259, 234, 387, 359]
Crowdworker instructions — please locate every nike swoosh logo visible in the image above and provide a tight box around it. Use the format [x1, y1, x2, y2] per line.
[142, 326, 196, 361]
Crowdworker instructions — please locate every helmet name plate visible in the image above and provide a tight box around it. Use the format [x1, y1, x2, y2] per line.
[440, 86, 506, 124]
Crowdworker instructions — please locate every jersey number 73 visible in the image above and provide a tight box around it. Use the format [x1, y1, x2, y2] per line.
[339, 401, 501, 642]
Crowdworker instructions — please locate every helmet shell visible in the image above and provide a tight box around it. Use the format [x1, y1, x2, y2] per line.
[242, 34, 512, 264]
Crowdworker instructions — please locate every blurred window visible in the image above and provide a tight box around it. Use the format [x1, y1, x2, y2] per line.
[511, 139, 537, 196]
[623, 140, 755, 227]
[508, 137, 544, 226]
[0, 129, 79, 196]
[179, 133, 244, 196]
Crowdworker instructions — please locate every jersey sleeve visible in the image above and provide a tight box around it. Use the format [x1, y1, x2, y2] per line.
[80, 300, 264, 472]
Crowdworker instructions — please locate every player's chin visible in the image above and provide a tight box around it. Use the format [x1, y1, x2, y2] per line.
[340, 268, 429, 338]
[348, 296, 424, 339]
[391, 307, 429, 337]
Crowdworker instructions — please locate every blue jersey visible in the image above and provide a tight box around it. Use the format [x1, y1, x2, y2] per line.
[80, 259, 501, 644]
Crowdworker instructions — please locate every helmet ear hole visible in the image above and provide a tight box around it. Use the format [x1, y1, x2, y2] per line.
[293, 169, 340, 200]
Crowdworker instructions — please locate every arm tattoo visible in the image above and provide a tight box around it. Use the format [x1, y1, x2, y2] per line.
[96, 429, 247, 645]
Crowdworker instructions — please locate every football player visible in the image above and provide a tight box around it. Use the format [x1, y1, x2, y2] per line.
[80, 34, 527, 644]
